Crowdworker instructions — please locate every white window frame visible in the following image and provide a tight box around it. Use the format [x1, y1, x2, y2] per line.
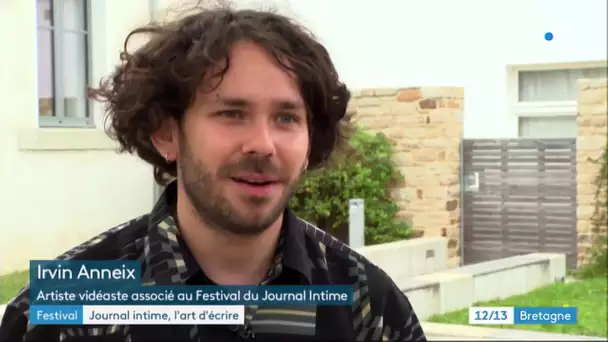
[36, 0, 94, 128]
[507, 61, 607, 138]
[507, 61, 607, 119]
[149, 0, 160, 22]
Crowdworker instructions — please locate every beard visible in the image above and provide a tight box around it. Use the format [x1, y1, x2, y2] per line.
[177, 134, 304, 236]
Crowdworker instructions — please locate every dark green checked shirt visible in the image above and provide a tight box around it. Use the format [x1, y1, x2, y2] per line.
[0, 182, 426, 342]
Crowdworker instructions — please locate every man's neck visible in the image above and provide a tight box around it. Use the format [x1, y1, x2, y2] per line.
[175, 190, 282, 285]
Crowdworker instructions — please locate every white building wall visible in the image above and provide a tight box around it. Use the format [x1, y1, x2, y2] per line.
[279, 0, 607, 139]
[0, 0, 155, 275]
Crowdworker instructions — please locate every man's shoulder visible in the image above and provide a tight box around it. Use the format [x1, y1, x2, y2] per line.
[54, 214, 150, 261]
[297, 219, 415, 339]
[297, 218, 391, 284]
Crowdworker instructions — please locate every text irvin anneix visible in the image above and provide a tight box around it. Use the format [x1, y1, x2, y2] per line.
[36, 264, 136, 280]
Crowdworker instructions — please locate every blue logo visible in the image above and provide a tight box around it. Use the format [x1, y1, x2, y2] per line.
[544, 32, 554, 41]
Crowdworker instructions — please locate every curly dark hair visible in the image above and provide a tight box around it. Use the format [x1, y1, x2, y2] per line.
[88, 4, 352, 185]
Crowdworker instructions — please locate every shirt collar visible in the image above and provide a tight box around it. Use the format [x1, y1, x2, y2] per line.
[142, 181, 313, 285]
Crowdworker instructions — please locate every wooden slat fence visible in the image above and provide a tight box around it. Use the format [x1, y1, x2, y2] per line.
[462, 138, 578, 269]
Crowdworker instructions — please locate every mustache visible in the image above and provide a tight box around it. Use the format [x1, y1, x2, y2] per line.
[219, 156, 286, 179]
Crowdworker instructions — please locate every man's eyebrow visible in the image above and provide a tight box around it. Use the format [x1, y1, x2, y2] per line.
[215, 96, 248, 107]
[214, 95, 305, 110]
[276, 100, 304, 110]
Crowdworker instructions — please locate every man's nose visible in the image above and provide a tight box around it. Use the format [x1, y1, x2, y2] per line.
[241, 121, 276, 157]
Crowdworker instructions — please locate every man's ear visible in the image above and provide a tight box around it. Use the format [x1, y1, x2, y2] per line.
[151, 119, 179, 162]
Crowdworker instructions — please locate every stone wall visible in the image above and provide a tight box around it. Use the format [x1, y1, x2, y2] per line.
[576, 78, 608, 266]
[348, 87, 464, 262]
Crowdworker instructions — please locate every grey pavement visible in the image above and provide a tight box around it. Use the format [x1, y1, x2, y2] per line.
[428, 334, 490, 340]
[422, 321, 607, 341]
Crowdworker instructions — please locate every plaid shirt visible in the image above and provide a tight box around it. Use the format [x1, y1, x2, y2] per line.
[0, 182, 426, 342]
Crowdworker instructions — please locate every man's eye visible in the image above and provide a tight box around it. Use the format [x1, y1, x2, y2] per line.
[277, 114, 298, 124]
[218, 110, 243, 119]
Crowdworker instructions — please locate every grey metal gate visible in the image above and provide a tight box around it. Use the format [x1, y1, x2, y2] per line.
[461, 138, 578, 269]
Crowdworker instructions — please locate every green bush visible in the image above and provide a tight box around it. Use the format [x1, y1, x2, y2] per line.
[576, 236, 608, 279]
[291, 128, 412, 245]
[576, 141, 608, 279]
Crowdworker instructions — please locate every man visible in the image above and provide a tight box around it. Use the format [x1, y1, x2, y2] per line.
[0, 6, 426, 342]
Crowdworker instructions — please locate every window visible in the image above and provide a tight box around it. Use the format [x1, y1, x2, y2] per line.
[37, 0, 91, 127]
[518, 116, 579, 138]
[512, 65, 607, 138]
[518, 67, 607, 102]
